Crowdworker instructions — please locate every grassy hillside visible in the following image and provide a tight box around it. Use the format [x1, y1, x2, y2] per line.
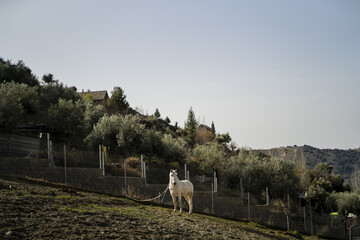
[260, 145, 360, 180]
[0, 176, 323, 240]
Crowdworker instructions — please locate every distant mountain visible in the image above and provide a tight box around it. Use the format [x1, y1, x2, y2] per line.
[259, 145, 360, 181]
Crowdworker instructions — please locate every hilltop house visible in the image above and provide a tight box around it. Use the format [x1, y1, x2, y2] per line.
[78, 90, 109, 105]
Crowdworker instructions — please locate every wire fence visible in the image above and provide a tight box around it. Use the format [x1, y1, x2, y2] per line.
[1, 133, 360, 239]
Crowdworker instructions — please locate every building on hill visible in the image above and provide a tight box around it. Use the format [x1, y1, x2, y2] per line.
[197, 124, 211, 133]
[78, 90, 109, 105]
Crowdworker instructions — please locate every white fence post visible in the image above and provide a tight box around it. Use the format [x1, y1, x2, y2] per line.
[240, 177, 244, 200]
[124, 158, 127, 194]
[214, 172, 218, 193]
[49, 140, 55, 166]
[310, 199, 313, 235]
[47, 133, 50, 161]
[102, 151, 105, 176]
[99, 145, 102, 169]
[64, 145, 67, 184]
[211, 183, 214, 214]
[143, 162, 147, 184]
[248, 192, 251, 220]
[141, 155, 144, 178]
[184, 164, 187, 180]
[304, 205, 307, 231]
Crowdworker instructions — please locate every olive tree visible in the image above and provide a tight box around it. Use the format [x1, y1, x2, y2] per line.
[193, 142, 227, 174]
[85, 114, 146, 157]
[225, 149, 297, 197]
[0, 82, 38, 132]
[47, 98, 84, 144]
[83, 98, 106, 130]
[161, 134, 188, 164]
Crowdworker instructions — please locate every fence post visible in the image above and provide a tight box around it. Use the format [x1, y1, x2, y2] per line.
[287, 194, 291, 230]
[184, 164, 187, 180]
[214, 172, 218, 192]
[304, 205, 307, 231]
[266, 187, 269, 205]
[124, 158, 127, 194]
[64, 145, 67, 185]
[49, 140, 55, 166]
[99, 145, 102, 169]
[102, 151, 105, 176]
[47, 133, 50, 161]
[240, 177, 244, 200]
[248, 192, 251, 220]
[211, 183, 214, 214]
[310, 199, 313, 235]
[187, 171, 190, 181]
[143, 162, 147, 184]
[141, 155, 144, 178]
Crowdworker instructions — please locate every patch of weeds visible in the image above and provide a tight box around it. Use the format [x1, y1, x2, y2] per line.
[249, 222, 267, 229]
[89, 204, 109, 212]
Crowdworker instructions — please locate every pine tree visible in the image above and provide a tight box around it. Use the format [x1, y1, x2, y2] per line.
[211, 121, 216, 134]
[184, 107, 198, 147]
[184, 106, 197, 135]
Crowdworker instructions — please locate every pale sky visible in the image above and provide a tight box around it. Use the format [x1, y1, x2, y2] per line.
[1, 0, 359, 150]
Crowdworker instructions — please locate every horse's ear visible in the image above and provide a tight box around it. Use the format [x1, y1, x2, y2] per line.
[174, 169, 177, 173]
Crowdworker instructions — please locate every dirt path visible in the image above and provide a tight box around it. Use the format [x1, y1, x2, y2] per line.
[0, 177, 321, 239]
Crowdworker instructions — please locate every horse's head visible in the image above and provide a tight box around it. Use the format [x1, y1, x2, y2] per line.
[169, 169, 178, 186]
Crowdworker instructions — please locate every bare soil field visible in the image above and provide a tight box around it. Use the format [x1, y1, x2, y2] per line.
[0, 176, 324, 240]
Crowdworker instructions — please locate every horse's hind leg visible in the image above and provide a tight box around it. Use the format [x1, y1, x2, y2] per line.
[188, 193, 193, 214]
[171, 195, 177, 212]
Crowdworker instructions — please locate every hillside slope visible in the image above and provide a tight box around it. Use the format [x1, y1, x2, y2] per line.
[260, 145, 360, 180]
[0, 177, 321, 240]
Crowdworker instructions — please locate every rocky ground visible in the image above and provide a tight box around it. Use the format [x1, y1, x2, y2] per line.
[0, 176, 323, 240]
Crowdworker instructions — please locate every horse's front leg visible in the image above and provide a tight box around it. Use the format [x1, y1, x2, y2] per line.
[171, 195, 177, 212]
[179, 195, 182, 213]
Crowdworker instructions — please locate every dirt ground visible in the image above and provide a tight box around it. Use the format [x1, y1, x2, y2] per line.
[0, 176, 321, 240]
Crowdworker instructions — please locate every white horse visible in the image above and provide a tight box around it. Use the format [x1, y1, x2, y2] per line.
[168, 169, 194, 214]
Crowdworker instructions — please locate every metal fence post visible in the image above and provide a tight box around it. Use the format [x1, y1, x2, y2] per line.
[248, 192, 251, 220]
[214, 172, 218, 192]
[49, 140, 55, 166]
[47, 133, 50, 161]
[124, 158, 127, 194]
[240, 177, 244, 200]
[99, 145, 102, 169]
[310, 199, 313, 235]
[143, 162, 147, 184]
[64, 145, 67, 184]
[102, 151, 105, 176]
[304, 205, 307, 231]
[287, 194, 291, 230]
[211, 183, 214, 214]
[141, 155, 144, 178]
[184, 164, 187, 180]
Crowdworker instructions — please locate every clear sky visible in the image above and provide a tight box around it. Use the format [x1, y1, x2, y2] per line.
[1, 0, 359, 150]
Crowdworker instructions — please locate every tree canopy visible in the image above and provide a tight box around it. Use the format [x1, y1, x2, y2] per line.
[0, 58, 39, 87]
[0, 82, 38, 132]
[108, 87, 129, 114]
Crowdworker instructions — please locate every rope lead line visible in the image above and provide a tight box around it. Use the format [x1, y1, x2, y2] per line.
[125, 185, 169, 202]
